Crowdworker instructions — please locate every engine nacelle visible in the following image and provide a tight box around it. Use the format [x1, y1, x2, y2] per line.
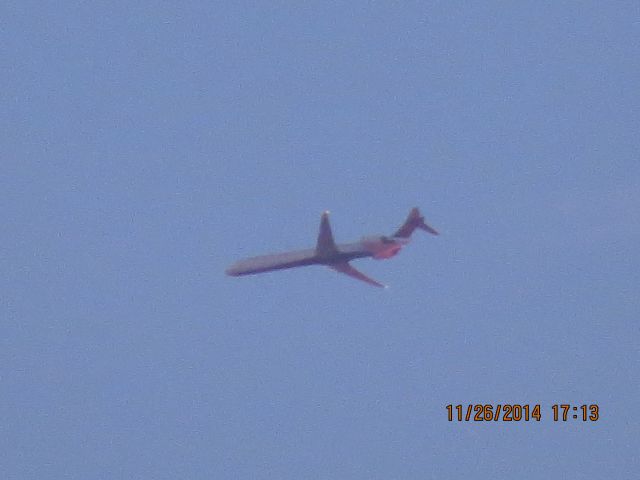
[361, 235, 408, 260]
[372, 244, 402, 259]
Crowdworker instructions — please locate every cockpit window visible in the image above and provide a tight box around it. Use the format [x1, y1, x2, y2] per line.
[380, 236, 394, 244]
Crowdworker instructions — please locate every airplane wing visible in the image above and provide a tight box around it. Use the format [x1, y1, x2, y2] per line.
[316, 211, 338, 256]
[329, 262, 386, 288]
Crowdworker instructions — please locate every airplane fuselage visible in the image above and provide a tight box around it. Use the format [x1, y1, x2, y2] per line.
[226, 208, 437, 287]
[226, 236, 410, 276]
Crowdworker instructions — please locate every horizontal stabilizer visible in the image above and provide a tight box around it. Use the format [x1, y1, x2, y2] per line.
[329, 262, 386, 288]
[393, 207, 439, 238]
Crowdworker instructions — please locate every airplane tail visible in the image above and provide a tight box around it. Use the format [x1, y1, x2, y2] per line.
[393, 207, 439, 238]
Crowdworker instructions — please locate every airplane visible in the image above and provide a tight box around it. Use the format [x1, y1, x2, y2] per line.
[225, 207, 438, 288]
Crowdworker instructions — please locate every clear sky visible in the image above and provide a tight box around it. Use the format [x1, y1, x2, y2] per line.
[2, 2, 639, 479]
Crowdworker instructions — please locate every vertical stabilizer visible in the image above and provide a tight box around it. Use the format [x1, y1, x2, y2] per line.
[393, 207, 439, 237]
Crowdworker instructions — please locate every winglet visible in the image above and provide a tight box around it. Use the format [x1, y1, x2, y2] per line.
[316, 211, 338, 257]
[393, 207, 439, 237]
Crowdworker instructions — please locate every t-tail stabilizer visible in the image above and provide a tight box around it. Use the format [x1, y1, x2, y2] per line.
[393, 207, 439, 238]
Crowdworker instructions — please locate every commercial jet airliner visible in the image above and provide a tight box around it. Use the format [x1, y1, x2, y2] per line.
[225, 208, 438, 288]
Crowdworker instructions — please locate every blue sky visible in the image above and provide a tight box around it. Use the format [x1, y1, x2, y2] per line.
[2, 2, 639, 478]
